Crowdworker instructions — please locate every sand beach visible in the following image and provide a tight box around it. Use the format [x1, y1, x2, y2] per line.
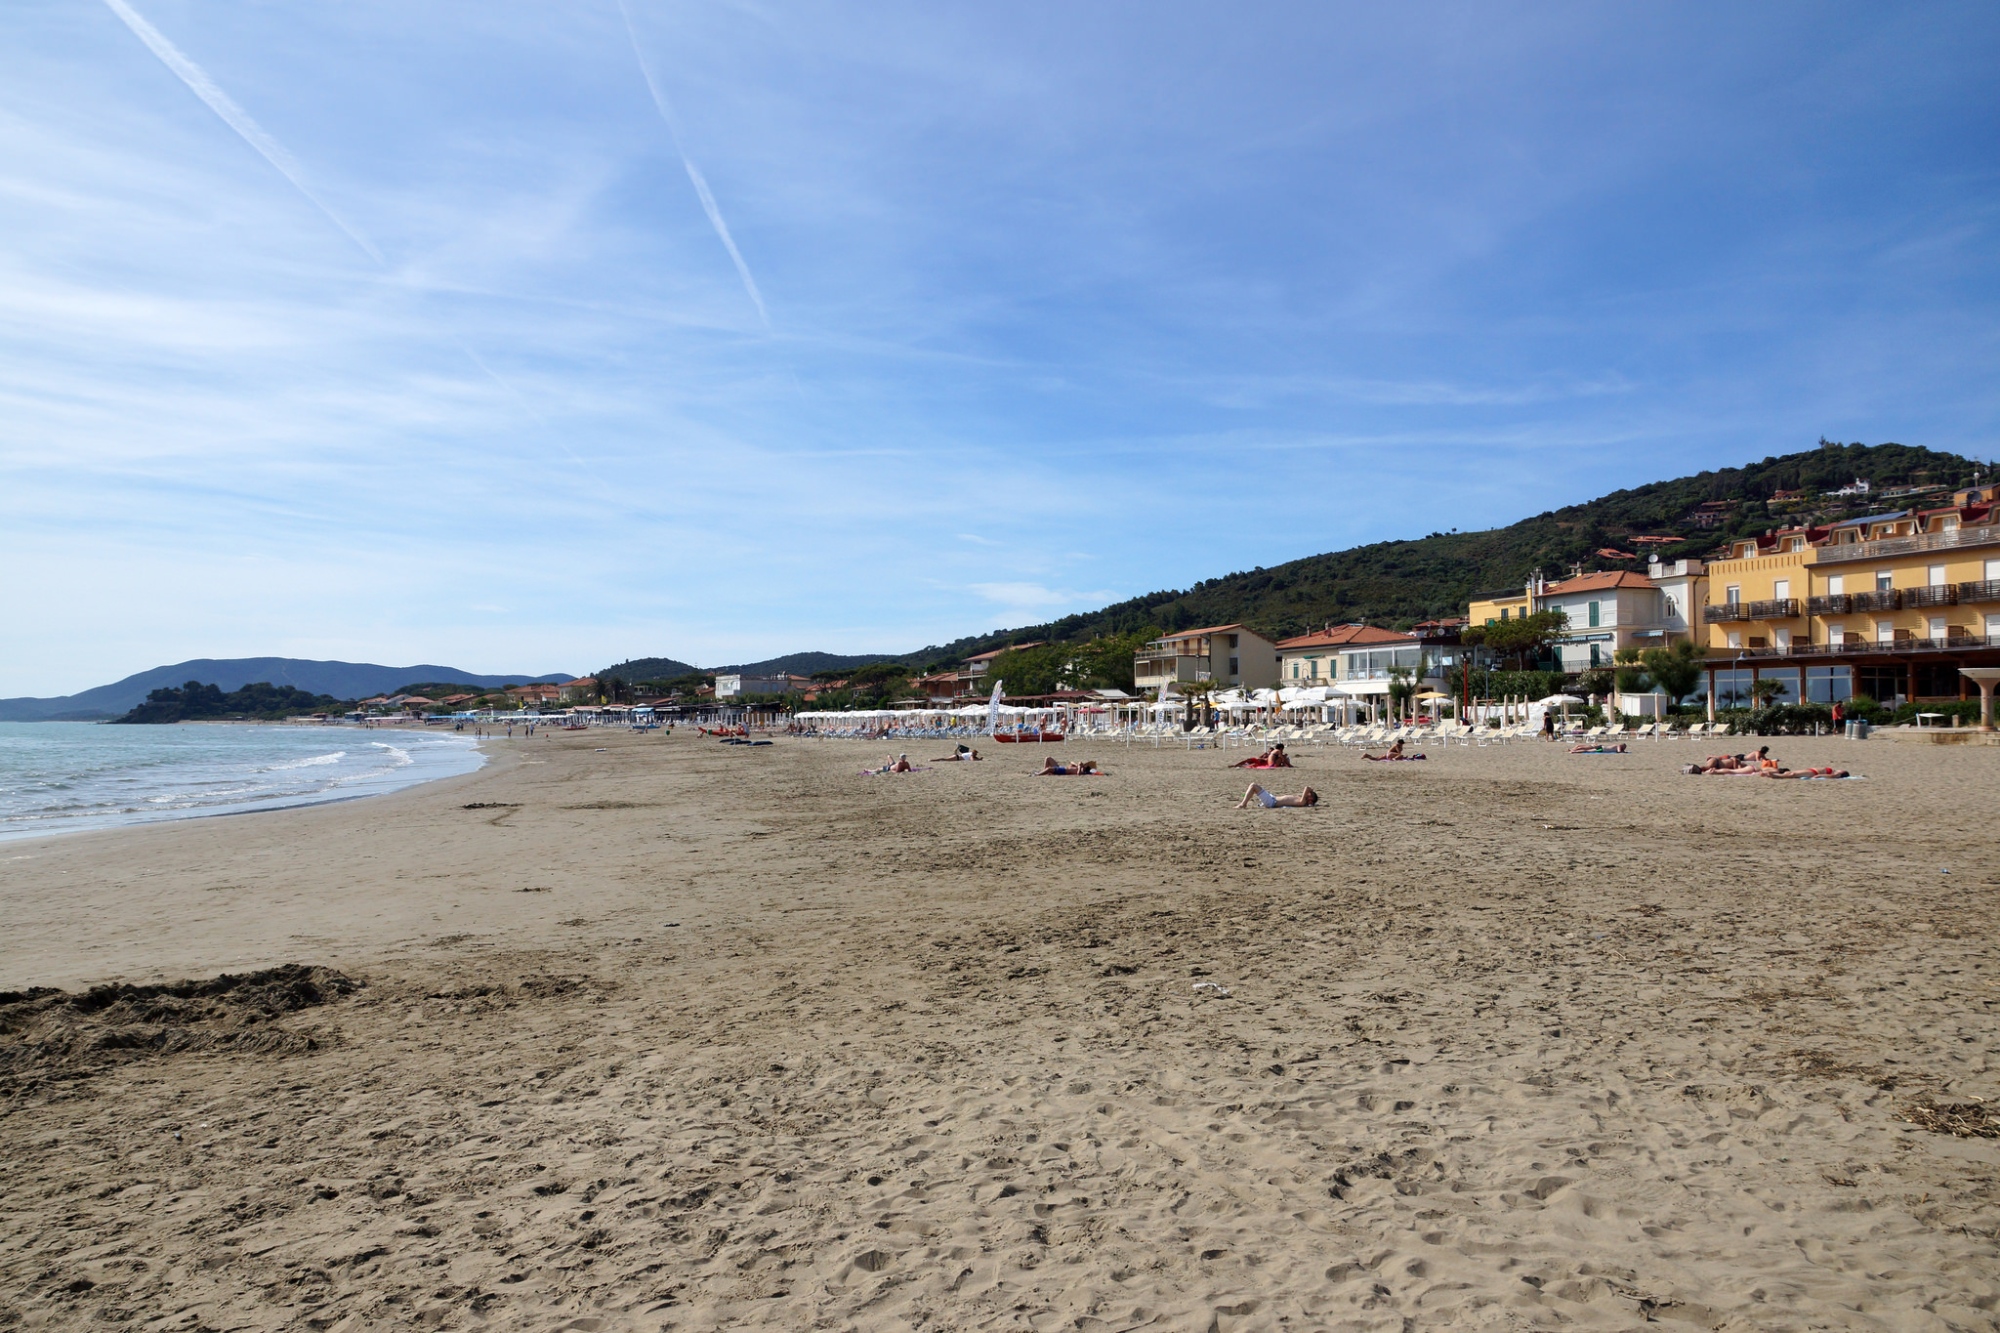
[2, 729, 1997, 1330]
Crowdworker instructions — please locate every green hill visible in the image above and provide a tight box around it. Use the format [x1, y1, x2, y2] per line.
[907, 440, 1989, 656]
[592, 656, 701, 685]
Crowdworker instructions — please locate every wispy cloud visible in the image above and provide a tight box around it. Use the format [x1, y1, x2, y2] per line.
[97, 0, 617, 487]
[617, 0, 771, 329]
[100, 0, 385, 267]
[969, 582, 1113, 615]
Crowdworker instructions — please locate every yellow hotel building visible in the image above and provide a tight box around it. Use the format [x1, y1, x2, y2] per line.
[1699, 483, 2000, 706]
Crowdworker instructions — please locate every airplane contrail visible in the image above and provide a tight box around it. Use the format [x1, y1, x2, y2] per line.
[616, 0, 771, 328]
[102, 0, 618, 489]
[101, 0, 385, 267]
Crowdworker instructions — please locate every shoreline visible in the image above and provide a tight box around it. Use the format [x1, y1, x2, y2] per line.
[0, 722, 488, 848]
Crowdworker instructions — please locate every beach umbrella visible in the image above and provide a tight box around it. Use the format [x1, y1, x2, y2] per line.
[1537, 694, 1584, 706]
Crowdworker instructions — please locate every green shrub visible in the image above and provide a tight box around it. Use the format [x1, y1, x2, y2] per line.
[1717, 704, 1836, 735]
[1888, 699, 1982, 726]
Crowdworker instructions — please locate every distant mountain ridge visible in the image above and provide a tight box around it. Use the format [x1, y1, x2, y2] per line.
[593, 652, 901, 682]
[0, 658, 575, 722]
[714, 652, 895, 677]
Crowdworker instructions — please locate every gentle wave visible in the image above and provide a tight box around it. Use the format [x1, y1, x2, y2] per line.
[267, 750, 347, 771]
[0, 723, 484, 842]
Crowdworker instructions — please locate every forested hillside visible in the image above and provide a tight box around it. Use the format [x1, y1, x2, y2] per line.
[906, 441, 1987, 657]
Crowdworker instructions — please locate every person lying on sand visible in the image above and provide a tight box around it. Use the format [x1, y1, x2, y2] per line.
[867, 754, 914, 774]
[1229, 743, 1292, 769]
[1033, 757, 1102, 776]
[1235, 783, 1319, 808]
[1570, 742, 1628, 753]
[932, 745, 983, 761]
[1688, 746, 1769, 774]
[1762, 764, 1853, 779]
[1362, 739, 1425, 761]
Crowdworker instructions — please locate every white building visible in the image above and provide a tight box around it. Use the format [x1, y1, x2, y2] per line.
[1534, 570, 1687, 671]
[714, 674, 808, 699]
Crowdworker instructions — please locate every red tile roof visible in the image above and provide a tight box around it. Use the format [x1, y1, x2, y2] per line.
[1274, 624, 1414, 650]
[1157, 623, 1252, 641]
[1544, 571, 1657, 594]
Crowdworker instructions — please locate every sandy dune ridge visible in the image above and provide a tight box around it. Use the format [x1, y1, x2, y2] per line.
[2, 730, 1997, 1330]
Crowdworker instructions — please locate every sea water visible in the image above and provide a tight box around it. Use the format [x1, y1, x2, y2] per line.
[0, 722, 484, 842]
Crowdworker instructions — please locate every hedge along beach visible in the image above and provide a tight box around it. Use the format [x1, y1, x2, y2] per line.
[2, 725, 1996, 1330]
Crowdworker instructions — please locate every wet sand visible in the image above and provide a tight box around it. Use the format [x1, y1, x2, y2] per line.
[2, 729, 1997, 1330]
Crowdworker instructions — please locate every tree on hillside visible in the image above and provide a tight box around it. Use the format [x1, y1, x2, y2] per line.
[986, 630, 1159, 697]
[1067, 629, 1156, 692]
[987, 644, 1067, 696]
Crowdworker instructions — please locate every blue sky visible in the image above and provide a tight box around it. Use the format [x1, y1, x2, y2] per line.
[3, 2, 1996, 694]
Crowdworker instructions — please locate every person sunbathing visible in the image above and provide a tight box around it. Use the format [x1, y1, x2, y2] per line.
[1689, 748, 1763, 774]
[1569, 741, 1628, 753]
[1034, 757, 1102, 776]
[870, 753, 913, 774]
[1235, 783, 1319, 808]
[933, 745, 983, 761]
[1762, 764, 1852, 779]
[1362, 739, 1424, 761]
[1229, 743, 1292, 769]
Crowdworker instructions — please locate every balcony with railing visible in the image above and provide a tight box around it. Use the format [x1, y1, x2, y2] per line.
[1813, 523, 2000, 565]
[1745, 597, 1802, 620]
[1850, 589, 1901, 612]
[1806, 593, 1851, 615]
[1960, 579, 2000, 605]
[1134, 653, 1209, 684]
[1905, 585, 1957, 609]
[1721, 634, 1999, 659]
[1704, 602, 1751, 622]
